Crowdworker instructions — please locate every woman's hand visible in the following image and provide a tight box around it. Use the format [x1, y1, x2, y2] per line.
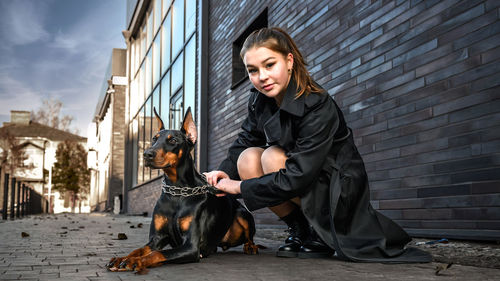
[203, 170, 229, 186]
[215, 178, 242, 195]
[203, 171, 241, 196]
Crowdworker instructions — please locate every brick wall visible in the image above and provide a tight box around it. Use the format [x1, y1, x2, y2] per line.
[127, 178, 162, 216]
[207, 0, 500, 239]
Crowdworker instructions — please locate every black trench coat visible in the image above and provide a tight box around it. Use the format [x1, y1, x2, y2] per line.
[218, 79, 431, 262]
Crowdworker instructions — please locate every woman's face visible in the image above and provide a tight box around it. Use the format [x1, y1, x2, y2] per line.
[243, 46, 293, 103]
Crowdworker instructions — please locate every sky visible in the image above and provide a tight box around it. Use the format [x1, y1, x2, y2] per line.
[0, 0, 127, 136]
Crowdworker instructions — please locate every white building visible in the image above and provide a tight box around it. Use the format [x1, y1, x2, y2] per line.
[0, 111, 89, 213]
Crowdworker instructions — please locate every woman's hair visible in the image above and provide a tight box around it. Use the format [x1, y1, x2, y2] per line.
[240, 27, 324, 98]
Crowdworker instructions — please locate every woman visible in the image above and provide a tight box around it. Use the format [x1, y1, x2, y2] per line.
[204, 27, 430, 262]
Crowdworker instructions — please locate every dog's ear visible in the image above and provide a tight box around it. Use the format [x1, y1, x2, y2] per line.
[181, 107, 197, 144]
[153, 107, 164, 132]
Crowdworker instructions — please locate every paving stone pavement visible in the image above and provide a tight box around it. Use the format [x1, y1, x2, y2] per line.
[0, 213, 499, 281]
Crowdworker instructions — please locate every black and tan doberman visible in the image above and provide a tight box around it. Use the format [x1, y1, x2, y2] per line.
[106, 107, 259, 273]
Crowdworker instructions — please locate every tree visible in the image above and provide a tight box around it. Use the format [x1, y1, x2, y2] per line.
[0, 130, 28, 175]
[51, 140, 90, 212]
[31, 98, 75, 133]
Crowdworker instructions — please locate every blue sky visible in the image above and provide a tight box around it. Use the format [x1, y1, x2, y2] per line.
[0, 0, 126, 136]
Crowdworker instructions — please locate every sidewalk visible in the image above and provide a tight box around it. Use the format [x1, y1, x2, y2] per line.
[0, 213, 498, 281]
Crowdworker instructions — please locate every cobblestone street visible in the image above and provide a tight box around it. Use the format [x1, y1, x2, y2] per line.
[0, 213, 499, 281]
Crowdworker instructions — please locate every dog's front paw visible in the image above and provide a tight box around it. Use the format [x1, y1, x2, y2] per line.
[243, 242, 259, 255]
[118, 257, 145, 272]
[107, 257, 125, 270]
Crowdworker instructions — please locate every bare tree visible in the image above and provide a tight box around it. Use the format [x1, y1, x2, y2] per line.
[31, 98, 75, 132]
[0, 130, 28, 175]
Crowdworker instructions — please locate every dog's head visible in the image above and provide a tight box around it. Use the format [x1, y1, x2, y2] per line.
[143, 107, 197, 171]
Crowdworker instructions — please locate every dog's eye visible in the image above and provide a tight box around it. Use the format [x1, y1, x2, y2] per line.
[152, 136, 158, 142]
[168, 138, 177, 144]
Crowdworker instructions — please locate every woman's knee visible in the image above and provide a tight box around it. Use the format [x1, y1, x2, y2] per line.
[261, 146, 287, 174]
[237, 147, 264, 180]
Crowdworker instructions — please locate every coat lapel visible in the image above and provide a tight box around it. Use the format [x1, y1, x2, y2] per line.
[263, 110, 281, 144]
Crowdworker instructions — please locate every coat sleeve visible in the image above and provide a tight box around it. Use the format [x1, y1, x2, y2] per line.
[240, 95, 340, 211]
[218, 92, 266, 180]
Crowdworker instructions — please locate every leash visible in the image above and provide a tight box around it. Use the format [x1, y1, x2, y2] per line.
[161, 174, 220, 197]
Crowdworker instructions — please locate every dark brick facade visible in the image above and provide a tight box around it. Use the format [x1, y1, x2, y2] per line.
[207, 0, 500, 240]
[109, 84, 127, 210]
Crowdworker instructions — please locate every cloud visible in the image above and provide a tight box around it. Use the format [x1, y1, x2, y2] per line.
[0, 74, 43, 116]
[0, 0, 126, 136]
[0, 0, 51, 47]
[51, 30, 80, 51]
[48, 1, 125, 54]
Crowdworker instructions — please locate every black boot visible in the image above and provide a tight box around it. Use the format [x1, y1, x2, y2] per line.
[276, 208, 310, 258]
[298, 228, 334, 259]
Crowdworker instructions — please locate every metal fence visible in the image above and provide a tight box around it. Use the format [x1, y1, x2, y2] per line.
[0, 170, 48, 220]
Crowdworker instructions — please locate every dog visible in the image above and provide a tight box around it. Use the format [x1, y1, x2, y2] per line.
[106, 107, 259, 273]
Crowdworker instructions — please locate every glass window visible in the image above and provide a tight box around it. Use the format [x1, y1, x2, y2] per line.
[141, 24, 147, 59]
[145, 97, 152, 142]
[135, 39, 141, 76]
[186, 0, 196, 40]
[170, 89, 183, 130]
[153, 34, 160, 87]
[152, 88, 161, 177]
[145, 50, 152, 97]
[130, 40, 135, 77]
[147, 11, 153, 48]
[152, 87, 161, 132]
[160, 71, 171, 129]
[128, 0, 198, 189]
[230, 9, 267, 88]
[162, 0, 170, 20]
[144, 97, 152, 182]
[161, 12, 171, 75]
[172, 0, 184, 58]
[137, 109, 144, 184]
[171, 53, 183, 94]
[131, 119, 138, 185]
[184, 37, 196, 118]
[130, 77, 138, 120]
[154, 0, 162, 34]
[139, 62, 145, 106]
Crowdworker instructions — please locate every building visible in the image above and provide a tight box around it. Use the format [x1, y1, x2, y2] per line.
[121, 0, 200, 215]
[120, 0, 500, 240]
[0, 111, 88, 213]
[87, 48, 127, 212]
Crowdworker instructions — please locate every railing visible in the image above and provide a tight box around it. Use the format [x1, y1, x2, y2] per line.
[1, 171, 48, 220]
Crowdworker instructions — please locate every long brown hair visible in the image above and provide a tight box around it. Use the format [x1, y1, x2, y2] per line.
[240, 27, 323, 98]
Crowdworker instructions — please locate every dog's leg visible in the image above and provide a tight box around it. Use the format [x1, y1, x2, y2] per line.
[107, 220, 170, 271]
[117, 242, 200, 272]
[219, 213, 259, 254]
[235, 205, 260, 255]
[107, 211, 172, 271]
[236, 215, 259, 255]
